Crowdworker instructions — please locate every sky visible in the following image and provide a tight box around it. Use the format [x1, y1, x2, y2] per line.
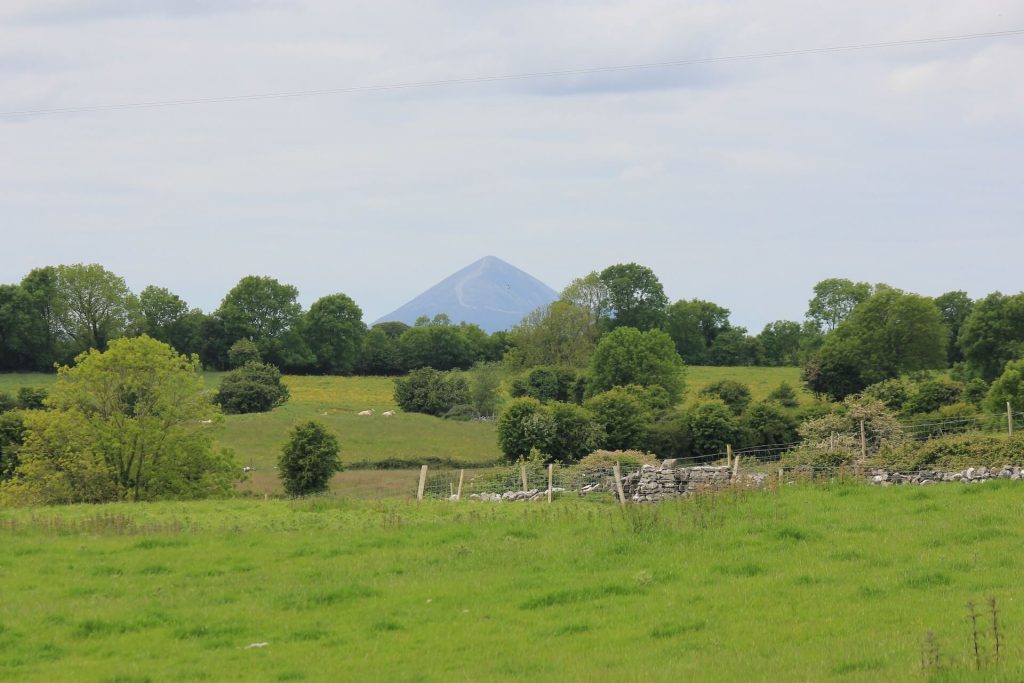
[2, 1, 1022, 332]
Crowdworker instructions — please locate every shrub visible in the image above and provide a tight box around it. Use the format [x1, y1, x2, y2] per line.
[546, 402, 603, 464]
[584, 387, 652, 452]
[861, 378, 912, 412]
[227, 339, 262, 368]
[16, 386, 48, 410]
[903, 377, 962, 415]
[468, 362, 502, 417]
[985, 359, 1024, 416]
[0, 410, 26, 479]
[741, 401, 798, 447]
[646, 411, 693, 460]
[686, 401, 741, 456]
[523, 366, 581, 403]
[901, 403, 980, 439]
[0, 392, 16, 413]
[877, 433, 1024, 472]
[393, 368, 469, 417]
[574, 450, 659, 472]
[497, 398, 553, 461]
[279, 421, 341, 496]
[767, 382, 799, 408]
[215, 362, 290, 414]
[699, 380, 752, 415]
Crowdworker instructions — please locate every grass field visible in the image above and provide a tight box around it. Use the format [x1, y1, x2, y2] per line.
[2, 482, 1022, 682]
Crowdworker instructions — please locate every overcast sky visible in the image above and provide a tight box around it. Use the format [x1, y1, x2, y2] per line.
[2, 1, 1022, 331]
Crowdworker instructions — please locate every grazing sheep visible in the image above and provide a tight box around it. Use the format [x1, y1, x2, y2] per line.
[357, 409, 374, 416]
[382, 410, 396, 417]
[198, 419, 213, 425]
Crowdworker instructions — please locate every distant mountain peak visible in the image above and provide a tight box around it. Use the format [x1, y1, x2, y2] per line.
[374, 256, 558, 332]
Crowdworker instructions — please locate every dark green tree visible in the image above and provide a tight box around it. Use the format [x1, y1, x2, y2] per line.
[587, 327, 685, 403]
[358, 324, 407, 375]
[393, 368, 469, 416]
[546, 402, 603, 463]
[497, 397, 553, 461]
[934, 291, 974, 365]
[599, 263, 669, 331]
[398, 324, 473, 371]
[665, 299, 732, 364]
[958, 292, 1024, 382]
[216, 276, 305, 368]
[227, 339, 262, 368]
[741, 401, 797, 447]
[278, 421, 341, 496]
[699, 380, 752, 415]
[303, 293, 366, 375]
[215, 362, 290, 414]
[686, 401, 742, 456]
[758, 320, 805, 366]
[584, 387, 652, 451]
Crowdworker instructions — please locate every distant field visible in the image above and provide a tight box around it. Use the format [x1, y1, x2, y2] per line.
[1, 482, 1021, 681]
[0, 367, 814, 496]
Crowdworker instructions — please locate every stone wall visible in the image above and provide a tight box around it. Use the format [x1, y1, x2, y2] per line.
[870, 466, 1022, 486]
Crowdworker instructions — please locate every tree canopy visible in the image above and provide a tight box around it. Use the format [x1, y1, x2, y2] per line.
[587, 327, 686, 403]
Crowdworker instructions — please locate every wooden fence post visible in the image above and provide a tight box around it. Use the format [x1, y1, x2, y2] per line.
[547, 463, 554, 503]
[859, 420, 867, 461]
[1008, 402, 1014, 436]
[732, 455, 741, 480]
[613, 462, 626, 506]
[416, 465, 428, 502]
[456, 469, 465, 500]
[726, 444, 733, 468]
[778, 468, 784, 485]
[521, 463, 528, 492]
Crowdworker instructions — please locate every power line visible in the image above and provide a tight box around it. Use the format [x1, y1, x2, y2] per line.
[2, 28, 1022, 118]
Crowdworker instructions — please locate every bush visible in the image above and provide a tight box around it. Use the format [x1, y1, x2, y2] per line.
[861, 378, 912, 412]
[468, 362, 502, 417]
[0, 392, 16, 413]
[279, 421, 341, 496]
[584, 387, 652, 452]
[699, 380, 752, 415]
[574, 450, 659, 472]
[985, 359, 1024, 416]
[646, 411, 693, 460]
[798, 397, 904, 459]
[900, 403, 980, 439]
[497, 398, 553, 461]
[546, 402, 603, 464]
[686, 401, 741, 456]
[767, 382, 799, 408]
[0, 410, 26, 479]
[393, 368, 470, 417]
[903, 377, 962, 415]
[877, 433, 1024, 472]
[741, 400, 798, 447]
[16, 386, 48, 410]
[227, 339, 262, 368]
[215, 362, 290, 414]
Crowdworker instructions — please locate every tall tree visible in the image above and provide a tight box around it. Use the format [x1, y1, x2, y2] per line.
[957, 292, 1024, 382]
[666, 299, 732, 364]
[806, 278, 873, 332]
[934, 291, 974, 365]
[758, 320, 804, 366]
[216, 275, 305, 368]
[512, 301, 598, 368]
[598, 263, 669, 331]
[560, 272, 611, 327]
[303, 293, 366, 375]
[17, 267, 63, 370]
[53, 263, 136, 355]
[137, 286, 189, 342]
[587, 327, 686, 403]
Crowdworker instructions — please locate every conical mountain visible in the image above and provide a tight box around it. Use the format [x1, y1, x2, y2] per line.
[374, 256, 558, 332]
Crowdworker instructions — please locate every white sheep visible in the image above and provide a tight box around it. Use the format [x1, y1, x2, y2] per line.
[382, 410, 396, 417]
[357, 409, 374, 416]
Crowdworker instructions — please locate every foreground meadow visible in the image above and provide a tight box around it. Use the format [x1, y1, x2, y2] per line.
[2, 482, 1021, 682]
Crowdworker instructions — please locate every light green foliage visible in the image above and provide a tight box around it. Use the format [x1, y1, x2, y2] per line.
[0, 410, 26, 479]
[879, 432, 1024, 471]
[807, 286, 948, 399]
[699, 379, 752, 415]
[588, 327, 685, 403]
[984, 359, 1024, 415]
[496, 397, 552, 461]
[958, 292, 1024, 382]
[584, 387, 652, 452]
[599, 263, 669, 331]
[793, 397, 904, 466]
[685, 401, 741, 455]
[468, 362, 503, 417]
[226, 339, 261, 369]
[1, 336, 234, 505]
[303, 293, 366, 375]
[215, 362, 290, 415]
[573, 449, 659, 471]
[512, 301, 598, 368]
[805, 278, 872, 332]
[393, 368, 470, 417]
[278, 421, 342, 496]
[559, 271, 611, 327]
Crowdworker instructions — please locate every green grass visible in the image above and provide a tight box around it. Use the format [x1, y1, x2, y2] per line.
[1, 482, 1022, 681]
[685, 365, 813, 406]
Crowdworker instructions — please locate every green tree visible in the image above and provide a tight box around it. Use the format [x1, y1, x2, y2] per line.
[984, 359, 1024, 416]
[0, 410, 26, 479]
[699, 380, 752, 415]
[958, 292, 1024, 382]
[806, 287, 947, 399]
[741, 401, 797, 447]
[560, 271, 611, 327]
[398, 324, 474, 372]
[665, 299, 732, 364]
[54, 263, 136, 355]
[278, 421, 341, 496]
[497, 397, 553, 461]
[358, 324, 407, 375]
[304, 293, 366, 374]
[599, 263, 669, 331]
[806, 278, 872, 332]
[512, 301, 598, 368]
[137, 285, 188, 341]
[767, 382, 799, 408]
[686, 401, 741, 456]
[546, 402, 603, 463]
[707, 327, 760, 366]
[215, 362, 291, 414]
[216, 275, 306, 368]
[588, 327, 685, 403]
[934, 291, 974, 365]
[469, 362, 503, 417]
[227, 339, 262, 368]
[17, 267, 63, 370]
[758, 320, 805, 366]
[1, 336, 235, 504]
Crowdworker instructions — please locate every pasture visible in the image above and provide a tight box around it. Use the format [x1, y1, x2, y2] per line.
[1, 482, 1022, 681]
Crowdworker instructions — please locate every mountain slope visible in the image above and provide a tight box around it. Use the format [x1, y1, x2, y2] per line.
[374, 256, 558, 332]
